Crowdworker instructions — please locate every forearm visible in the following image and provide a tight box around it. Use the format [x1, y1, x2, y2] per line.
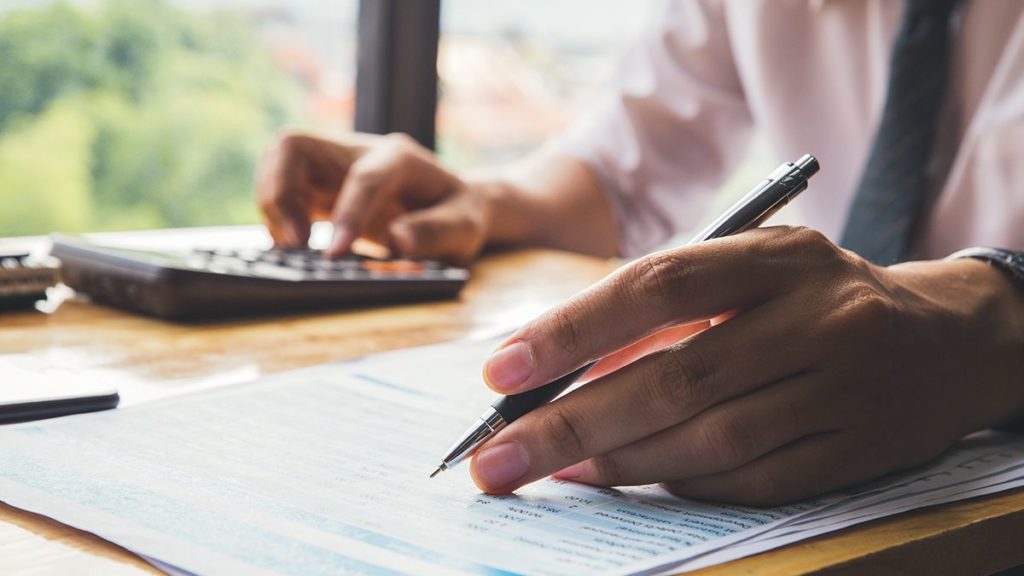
[468, 153, 620, 258]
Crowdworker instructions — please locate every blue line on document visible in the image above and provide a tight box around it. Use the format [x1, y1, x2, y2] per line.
[350, 373, 426, 396]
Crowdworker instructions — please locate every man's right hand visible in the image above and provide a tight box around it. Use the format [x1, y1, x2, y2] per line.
[256, 131, 491, 263]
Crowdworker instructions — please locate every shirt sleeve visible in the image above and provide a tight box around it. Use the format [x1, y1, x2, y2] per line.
[550, 0, 753, 257]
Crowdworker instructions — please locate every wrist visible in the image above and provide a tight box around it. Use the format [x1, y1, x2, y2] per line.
[952, 256, 1024, 432]
[887, 258, 1024, 434]
[465, 177, 539, 249]
[465, 154, 620, 257]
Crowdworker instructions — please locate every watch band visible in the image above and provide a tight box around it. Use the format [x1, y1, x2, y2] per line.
[947, 247, 1024, 291]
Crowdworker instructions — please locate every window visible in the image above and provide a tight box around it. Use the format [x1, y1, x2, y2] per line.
[0, 0, 652, 237]
[0, 0, 358, 236]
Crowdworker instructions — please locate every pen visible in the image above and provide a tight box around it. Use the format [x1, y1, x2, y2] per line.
[430, 154, 820, 478]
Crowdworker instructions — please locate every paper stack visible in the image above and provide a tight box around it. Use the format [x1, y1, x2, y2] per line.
[0, 336, 1020, 575]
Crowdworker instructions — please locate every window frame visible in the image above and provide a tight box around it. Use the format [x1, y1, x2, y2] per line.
[354, 0, 441, 150]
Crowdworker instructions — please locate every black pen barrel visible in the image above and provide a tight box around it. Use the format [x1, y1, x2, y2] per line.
[491, 362, 597, 423]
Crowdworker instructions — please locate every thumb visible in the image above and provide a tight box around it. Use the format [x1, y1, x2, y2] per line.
[388, 201, 483, 264]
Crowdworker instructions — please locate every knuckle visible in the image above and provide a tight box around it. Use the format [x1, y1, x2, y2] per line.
[452, 211, 480, 237]
[637, 351, 704, 424]
[269, 131, 305, 161]
[346, 161, 378, 185]
[658, 347, 714, 406]
[790, 225, 829, 247]
[836, 283, 899, 332]
[696, 414, 750, 469]
[385, 131, 417, 148]
[382, 133, 424, 163]
[778, 226, 843, 266]
[345, 163, 387, 199]
[631, 251, 690, 308]
[409, 220, 441, 244]
[788, 226, 829, 251]
[276, 130, 307, 150]
[538, 405, 590, 462]
[547, 303, 586, 355]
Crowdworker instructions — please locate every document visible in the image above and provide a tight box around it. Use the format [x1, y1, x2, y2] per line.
[0, 337, 1022, 575]
[633, 433, 1024, 574]
[0, 338, 828, 575]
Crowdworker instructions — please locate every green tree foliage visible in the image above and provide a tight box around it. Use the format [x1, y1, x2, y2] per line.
[0, 0, 300, 235]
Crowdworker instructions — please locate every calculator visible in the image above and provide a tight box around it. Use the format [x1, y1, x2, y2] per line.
[0, 251, 59, 312]
[50, 235, 469, 320]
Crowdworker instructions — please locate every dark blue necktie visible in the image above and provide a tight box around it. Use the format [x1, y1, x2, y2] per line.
[840, 0, 961, 265]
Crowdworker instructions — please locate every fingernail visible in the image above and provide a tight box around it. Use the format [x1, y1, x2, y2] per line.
[474, 442, 530, 490]
[553, 462, 584, 480]
[484, 342, 534, 392]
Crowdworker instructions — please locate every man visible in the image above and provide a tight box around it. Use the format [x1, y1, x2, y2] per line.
[257, 0, 1024, 505]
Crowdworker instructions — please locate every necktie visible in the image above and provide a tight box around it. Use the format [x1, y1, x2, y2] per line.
[840, 0, 961, 265]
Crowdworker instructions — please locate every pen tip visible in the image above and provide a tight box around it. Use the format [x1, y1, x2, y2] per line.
[430, 467, 442, 479]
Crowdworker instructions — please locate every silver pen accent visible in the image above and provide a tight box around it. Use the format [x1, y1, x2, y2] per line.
[431, 407, 507, 477]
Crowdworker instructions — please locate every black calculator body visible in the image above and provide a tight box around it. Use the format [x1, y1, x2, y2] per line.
[50, 235, 469, 320]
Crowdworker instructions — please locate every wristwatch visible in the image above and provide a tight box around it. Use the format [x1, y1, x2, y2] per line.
[947, 247, 1024, 291]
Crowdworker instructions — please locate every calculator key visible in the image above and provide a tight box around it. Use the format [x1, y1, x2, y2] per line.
[259, 251, 284, 264]
[233, 249, 263, 263]
[285, 255, 312, 269]
[248, 263, 306, 281]
[331, 259, 361, 270]
[185, 256, 210, 269]
[362, 260, 425, 273]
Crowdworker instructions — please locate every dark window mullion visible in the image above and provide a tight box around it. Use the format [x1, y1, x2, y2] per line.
[354, 0, 441, 150]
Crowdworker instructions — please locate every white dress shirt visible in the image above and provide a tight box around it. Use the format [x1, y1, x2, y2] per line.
[556, 0, 1024, 258]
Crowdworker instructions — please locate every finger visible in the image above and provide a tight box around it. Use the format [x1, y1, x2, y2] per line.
[552, 372, 834, 486]
[326, 149, 405, 255]
[662, 432, 877, 506]
[470, 295, 818, 494]
[388, 198, 483, 264]
[256, 136, 314, 246]
[483, 226, 839, 394]
[586, 322, 709, 381]
[327, 135, 453, 256]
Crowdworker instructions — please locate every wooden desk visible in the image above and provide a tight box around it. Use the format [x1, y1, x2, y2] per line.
[1, 249, 1022, 574]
